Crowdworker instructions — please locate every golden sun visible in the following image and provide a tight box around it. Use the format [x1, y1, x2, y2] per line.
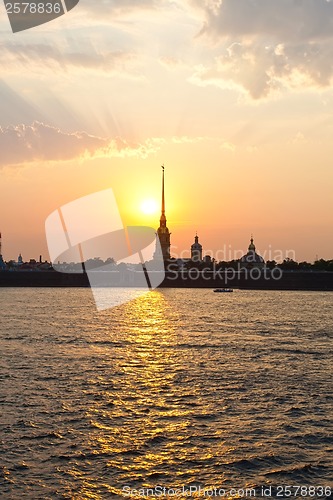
[140, 199, 158, 215]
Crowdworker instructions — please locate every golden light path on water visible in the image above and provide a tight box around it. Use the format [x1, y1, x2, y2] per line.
[0, 288, 332, 499]
[68, 291, 241, 499]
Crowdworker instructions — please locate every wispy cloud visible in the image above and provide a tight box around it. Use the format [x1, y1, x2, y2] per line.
[79, 0, 159, 17]
[191, 0, 333, 41]
[0, 122, 233, 168]
[0, 42, 138, 75]
[0, 122, 164, 167]
[2, 0, 333, 99]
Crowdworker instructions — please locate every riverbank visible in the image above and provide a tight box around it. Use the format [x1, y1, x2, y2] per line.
[0, 270, 333, 290]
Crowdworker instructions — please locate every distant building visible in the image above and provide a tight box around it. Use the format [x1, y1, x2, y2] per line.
[191, 233, 203, 262]
[0, 256, 5, 271]
[0, 232, 6, 270]
[240, 236, 265, 269]
[154, 166, 171, 261]
[175, 258, 190, 269]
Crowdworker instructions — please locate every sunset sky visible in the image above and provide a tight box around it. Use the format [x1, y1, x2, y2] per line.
[1, 0, 333, 262]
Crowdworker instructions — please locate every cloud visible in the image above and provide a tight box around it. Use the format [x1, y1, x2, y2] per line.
[2, 0, 333, 100]
[0, 123, 234, 168]
[171, 135, 206, 144]
[193, 0, 333, 41]
[289, 131, 307, 145]
[0, 42, 138, 75]
[0, 122, 164, 168]
[188, 0, 333, 98]
[79, 0, 158, 17]
[159, 56, 184, 69]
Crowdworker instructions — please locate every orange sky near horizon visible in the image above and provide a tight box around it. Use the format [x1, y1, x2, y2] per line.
[0, 1, 333, 262]
[1, 150, 332, 263]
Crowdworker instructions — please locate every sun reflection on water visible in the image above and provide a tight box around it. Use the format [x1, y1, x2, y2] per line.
[18, 289, 331, 499]
[72, 290, 237, 498]
[68, 290, 200, 497]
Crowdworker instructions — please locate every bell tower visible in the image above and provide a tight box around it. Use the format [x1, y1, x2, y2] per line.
[191, 232, 203, 262]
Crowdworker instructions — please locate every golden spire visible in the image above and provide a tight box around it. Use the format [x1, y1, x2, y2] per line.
[161, 164, 165, 216]
[160, 165, 166, 227]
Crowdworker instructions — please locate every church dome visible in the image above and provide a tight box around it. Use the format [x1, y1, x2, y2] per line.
[240, 252, 265, 264]
[248, 237, 256, 252]
[240, 237, 265, 268]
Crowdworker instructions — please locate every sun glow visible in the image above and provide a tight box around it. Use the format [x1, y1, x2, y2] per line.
[140, 199, 158, 215]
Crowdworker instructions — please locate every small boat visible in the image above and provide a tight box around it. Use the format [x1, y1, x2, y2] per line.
[213, 288, 233, 293]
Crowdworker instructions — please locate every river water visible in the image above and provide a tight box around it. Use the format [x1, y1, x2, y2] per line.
[0, 288, 332, 499]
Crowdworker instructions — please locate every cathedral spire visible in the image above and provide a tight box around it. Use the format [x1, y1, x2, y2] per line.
[161, 164, 165, 216]
[0, 232, 5, 270]
[154, 165, 171, 261]
[159, 165, 167, 228]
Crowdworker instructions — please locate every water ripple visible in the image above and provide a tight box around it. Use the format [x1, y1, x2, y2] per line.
[0, 288, 332, 499]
